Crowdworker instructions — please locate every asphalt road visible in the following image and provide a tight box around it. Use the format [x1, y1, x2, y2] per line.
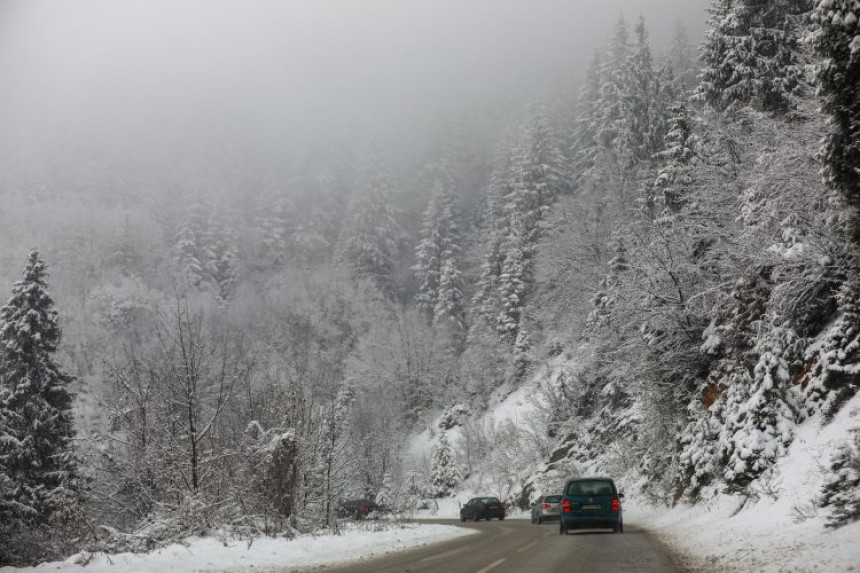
[310, 519, 681, 573]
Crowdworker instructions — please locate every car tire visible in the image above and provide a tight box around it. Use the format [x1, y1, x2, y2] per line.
[474, 512, 480, 522]
[613, 521, 620, 534]
[537, 516, 542, 525]
[619, 519, 624, 533]
[460, 514, 465, 522]
[499, 516, 505, 521]
[560, 521, 568, 535]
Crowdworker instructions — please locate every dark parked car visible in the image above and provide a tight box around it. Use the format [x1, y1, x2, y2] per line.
[338, 498, 379, 519]
[460, 497, 506, 521]
[530, 494, 562, 524]
[559, 477, 624, 534]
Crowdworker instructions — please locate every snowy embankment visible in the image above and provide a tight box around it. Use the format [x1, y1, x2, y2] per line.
[631, 393, 860, 573]
[0, 523, 475, 573]
[409, 354, 860, 571]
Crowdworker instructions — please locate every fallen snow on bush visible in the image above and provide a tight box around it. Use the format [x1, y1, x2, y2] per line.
[0, 523, 475, 573]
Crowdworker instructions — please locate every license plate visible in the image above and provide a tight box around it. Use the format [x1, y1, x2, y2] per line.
[582, 504, 601, 510]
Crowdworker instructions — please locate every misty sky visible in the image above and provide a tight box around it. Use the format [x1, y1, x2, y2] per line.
[0, 0, 709, 196]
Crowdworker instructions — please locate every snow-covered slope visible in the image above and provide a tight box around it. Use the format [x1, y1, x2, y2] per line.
[636, 392, 860, 572]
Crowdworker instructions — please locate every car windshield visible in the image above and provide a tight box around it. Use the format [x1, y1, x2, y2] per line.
[480, 497, 500, 504]
[566, 480, 615, 497]
[544, 495, 562, 503]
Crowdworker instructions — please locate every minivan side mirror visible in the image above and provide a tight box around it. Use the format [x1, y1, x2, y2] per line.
[618, 493, 625, 499]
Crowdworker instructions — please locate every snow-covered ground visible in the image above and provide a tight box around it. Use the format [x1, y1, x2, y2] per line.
[631, 392, 860, 573]
[0, 523, 475, 573]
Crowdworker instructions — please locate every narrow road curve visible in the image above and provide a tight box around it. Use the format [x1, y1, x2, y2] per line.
[309, 519, 681, 573]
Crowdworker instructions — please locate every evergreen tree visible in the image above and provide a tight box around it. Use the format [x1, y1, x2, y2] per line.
[209, 222, 240, 306]
[819, 424, 860, 528]
[803, 276, 860, 416]
[430, 431, 459, 498]
[174, 203, 212, 289]
[810, 0, 860, 241]
[650, 103, 698, 215]
[340, 147, 403, 291]
[414, 180, 465, 331]
[622, 16, 659, 162]
[472, 145, 515, 333]
[0, 251, 82, 528]
[597, 16, 632, 152]
[667, 19, 699, 94]
[696, 0, 809, 114]
[720, 321, 802, 489]
[571, 51, 604, 190]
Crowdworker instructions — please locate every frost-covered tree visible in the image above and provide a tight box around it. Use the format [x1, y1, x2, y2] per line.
[667, 19, 699, 94]
[720, 321, 802, 489]
[803, 276, 860, 416]
[677, 393, 724, 499]
[571, 51, 603, 189]
[597, 16, 632, 151]
[174, 203, 212, 289]
[0, 251, 82, 528]
[414, 180, 465, 331]
[622, 16, 660, 162]
[650, 103, 698, 215]
[819, 424, 860, 528]
[430, 431, 460, 498]
[472, 145, 515, 333]
[696, 0, 809, 114]
[208, 220, 240, 306]
[340, 147, 403, 291]
[810, 0, 860, 241]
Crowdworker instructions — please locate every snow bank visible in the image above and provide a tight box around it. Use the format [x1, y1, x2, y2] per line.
[632, 392, 860, 572]
[0, 523, 475, 573]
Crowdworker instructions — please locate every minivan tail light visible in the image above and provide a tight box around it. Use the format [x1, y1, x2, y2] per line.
[611, 498, 620, 512]
[562, 499, 571, 512]
[541, 503, 550, 509]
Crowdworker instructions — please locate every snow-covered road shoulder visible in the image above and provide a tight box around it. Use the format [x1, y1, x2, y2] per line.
[0, 523, 476, 573]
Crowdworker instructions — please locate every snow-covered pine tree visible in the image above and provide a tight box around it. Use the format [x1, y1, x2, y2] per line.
[803, 275, 860, 417]
[810, 0, 860, 241]
[720, 321, 802, 489]
[174, 203, 212, 289]
[651, 103, 698, 215]
[430, 431, 460, 498]
[622, 16, 659, 163]
[597, 16, 632, 152]
[339, 147, 403, 291]
[520, 103, 568, 203]
[677, 390, 724, 499]
[667, 19, 699, 94]
[0, 251, 82, 528]
[472, 144, 515, 334]
[696, 0, 808, 114]
[256, 193, 292, 268]
[414, 179, 465, 331]
[570, 51, 603, 190]
[495, 110, 564, 340]
[208, 213, 240, 306]
[819, 423, 860, 528]
[376, 471, 394, 510]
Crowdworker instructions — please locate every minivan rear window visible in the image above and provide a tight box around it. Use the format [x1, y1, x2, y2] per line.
[566, 480, 615, 497]
[544, 495, 562, 503]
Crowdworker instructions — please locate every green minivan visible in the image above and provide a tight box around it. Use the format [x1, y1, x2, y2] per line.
[559, 477, 624, 534]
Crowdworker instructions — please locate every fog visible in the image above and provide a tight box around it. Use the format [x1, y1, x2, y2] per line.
[0, 0, 707, 201]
